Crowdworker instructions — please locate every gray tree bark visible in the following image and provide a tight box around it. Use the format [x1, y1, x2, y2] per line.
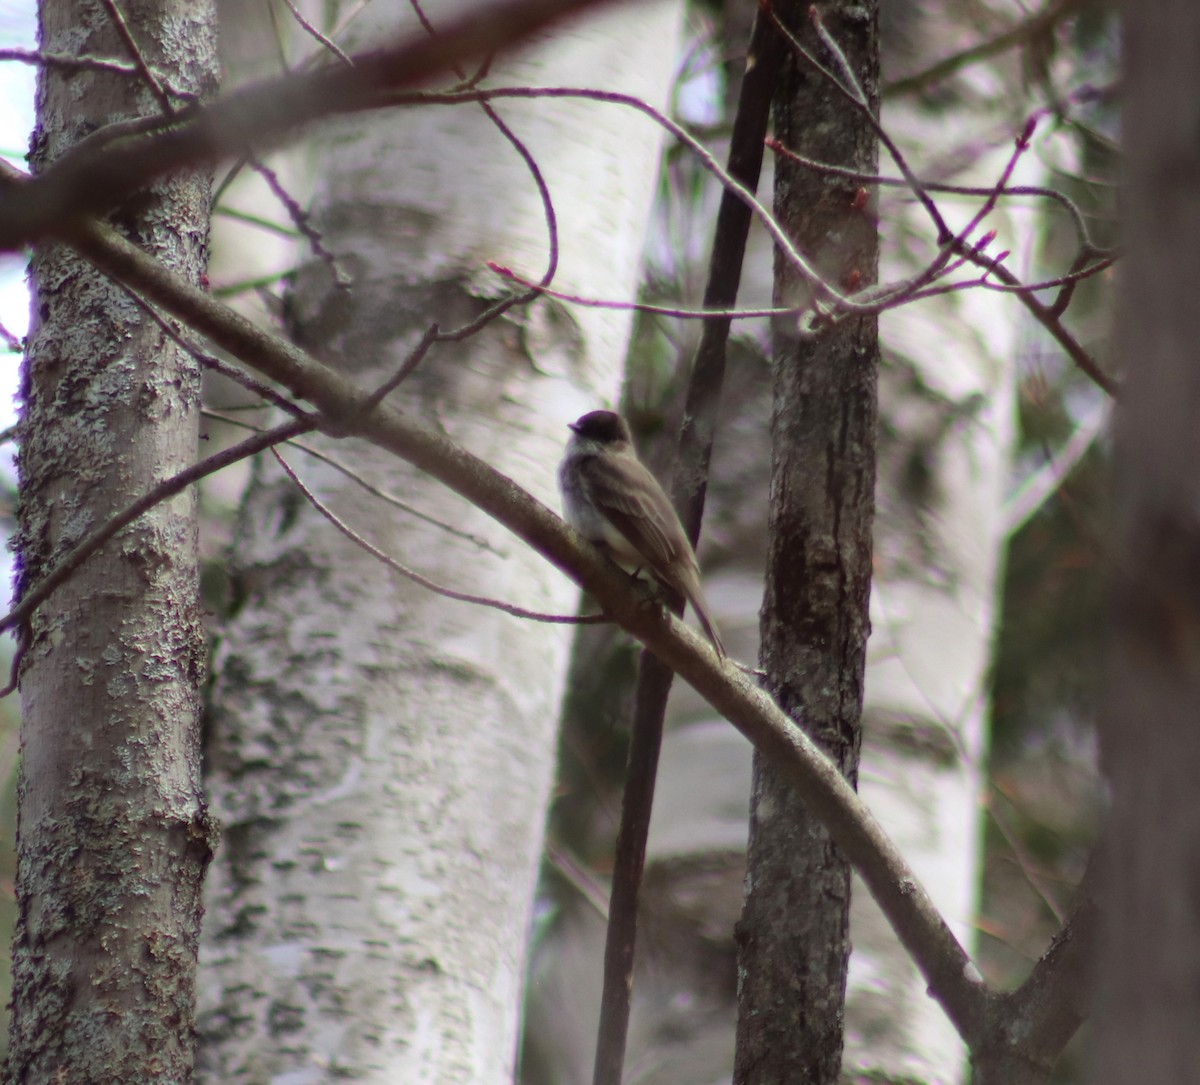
[7, 1, 217, 1081]
[733, 2, 880, 1082]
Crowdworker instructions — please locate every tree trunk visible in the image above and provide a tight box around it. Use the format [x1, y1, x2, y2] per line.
[1095, 0, 1200, 1078]
[733, 3, 880, 1082]
[7, 1, 217, 1081]
[196, 2, 683, 1081]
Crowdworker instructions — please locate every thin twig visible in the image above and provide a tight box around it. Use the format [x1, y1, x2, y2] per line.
[952, 241, 1117, 396]
[405, 0, 562, 338]
[954, 115, 1039, 263]
[67, 110, 185, 164]
[1004, 400, 1108, 535]
[545, 838, 611, 919]
[271, 448, 604, 626]
[496, 228, 1114, 321]
[248, 154, 351, 286]
[197, 353, 308, 415]
[384, 86, 865, 314]
[985, 788, 1068, 925]
[766, 139, 1108, 255]
[0, 48, 195, 100]
[207, 409, 505, 556]
[363, 324, 440, 409]
[279, 0, 355, 67]
[788, 7, 949, 242]
[0, 417, 316, 642]
[98, 0, 174, 115]
[111, 278, 311, 417]
[210, 270, 293, 298]
[489, 263, 800, 319]
[0, 636, 27, 700]
[0, 320, 22, 351]
[213, 205, 299, 238]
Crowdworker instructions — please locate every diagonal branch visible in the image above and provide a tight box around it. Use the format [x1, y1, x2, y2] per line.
[63, 212, 993, 1047]
[98, 0, 174, 114]
[0, 0, 615, 251]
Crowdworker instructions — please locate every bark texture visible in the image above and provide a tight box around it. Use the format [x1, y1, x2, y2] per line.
[196, 2, 683, 1081]
[1094, 0, 1200, 1079]
[8, 1, 217, 1082]
[733, 2, 880, 1082]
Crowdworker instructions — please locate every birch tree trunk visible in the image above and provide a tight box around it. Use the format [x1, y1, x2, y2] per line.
[7, 0, 217, 1080]
[197, 4, 683, 1081]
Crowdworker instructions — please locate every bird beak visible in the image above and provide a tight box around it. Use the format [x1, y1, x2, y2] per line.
[567, 421, 581, 434]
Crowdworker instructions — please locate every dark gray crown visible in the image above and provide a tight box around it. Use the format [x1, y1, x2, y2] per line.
[568, 410, 632, 444]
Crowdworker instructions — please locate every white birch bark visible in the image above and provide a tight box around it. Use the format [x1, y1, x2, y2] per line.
[196, 3, 683, 1082]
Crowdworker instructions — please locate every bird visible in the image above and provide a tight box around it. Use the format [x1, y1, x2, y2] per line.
[558, 409, 725, 658]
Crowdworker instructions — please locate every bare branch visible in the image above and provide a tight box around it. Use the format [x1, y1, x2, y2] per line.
[110, 276, 312, 417]
[766, 140, 1111, 259]
[98, 0, 175, 115]
[986, 789, 1068, 925]
[279, 0, 355, 67]
[770, 7, 950, 242]
[952, 240, 1118, 396]
[363, 324, 440, 409]
[272, 448, 602, 625]
[248, 154, 351, 286]
[208, 409, 506, 555]
[490, 263, 800, 319]
[766, 128, 1118, 395]
[381, 85, 868, 313]
[64, 214, 992, 1045]
[213, 205, 298, 237]
[1004, 400, 1108, 536]
[0, 0, 618, 251]
[0, 416, 316, 642]
[0, 47, 196, 100]
[0, 320, 22, 351]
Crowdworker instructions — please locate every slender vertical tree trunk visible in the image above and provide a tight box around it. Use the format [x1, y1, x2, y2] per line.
[733, 2, 880, 1082]
[7, 1, 217, 1081]
[1095, 0, 1200, 1078]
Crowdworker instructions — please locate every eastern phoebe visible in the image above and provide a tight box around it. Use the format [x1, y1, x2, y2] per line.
[558, 409, 725, 658]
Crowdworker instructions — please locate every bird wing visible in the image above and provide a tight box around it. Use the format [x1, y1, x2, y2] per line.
[575, 451, 686, 571]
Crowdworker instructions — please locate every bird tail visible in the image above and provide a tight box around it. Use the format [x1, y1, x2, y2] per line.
[682, 578, 725, 660]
